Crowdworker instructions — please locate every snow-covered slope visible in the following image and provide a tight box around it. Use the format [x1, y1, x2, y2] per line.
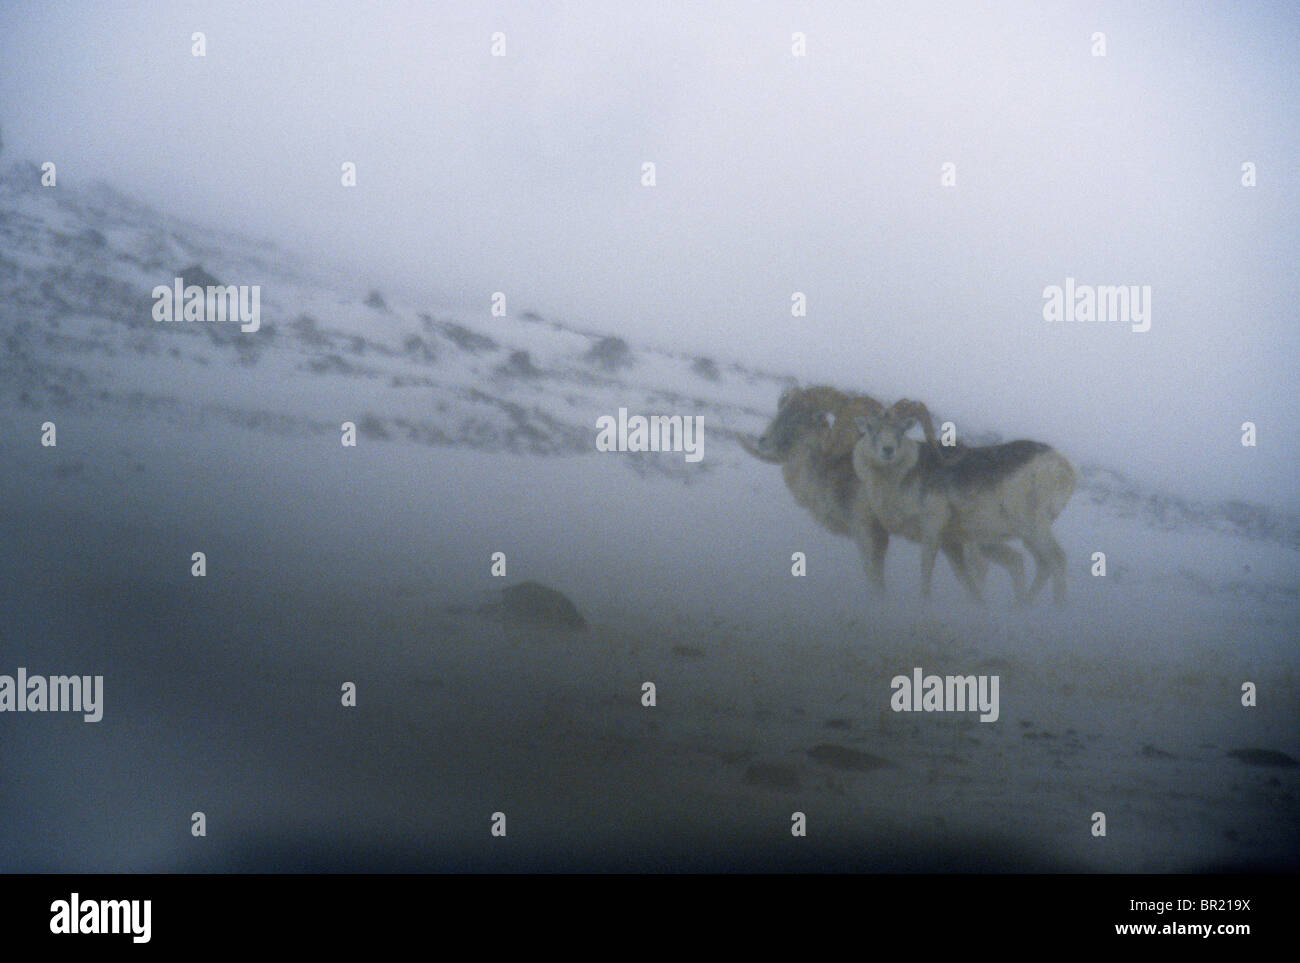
[2, 161, 1297, 587]
[1, 163, 1295, 873]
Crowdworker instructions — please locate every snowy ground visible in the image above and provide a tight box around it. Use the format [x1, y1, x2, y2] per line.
[0, 170, 1296, 871]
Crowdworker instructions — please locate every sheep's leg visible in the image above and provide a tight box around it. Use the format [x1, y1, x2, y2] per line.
[941, 537, 984, 603]
[868, 517, 889, 590]
[854, 517, 889, 592]
[1023, 533, 1058, 603]
[920, 538, 940, 600]
[978, 543, 1028, 603]
[1047, 536, 1068, 604]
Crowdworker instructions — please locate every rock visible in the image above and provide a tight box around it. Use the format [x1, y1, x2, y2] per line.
[402, 333, 436, 362]
[357, 413, 389, 440]
[1227, 748, 1298, 768]
[440, 322, 497, 353]
[291, 314, 330, 346]
[307, 353, 356, 375]
[364, 289, 387, 310]
[497, 349, 541, 378]
[176, 264, 223, 289]
[807, 744, 891, 771]
[584, 336, 633, 371]
[500, 581, 586, 630]
[691, 356, 720, 381]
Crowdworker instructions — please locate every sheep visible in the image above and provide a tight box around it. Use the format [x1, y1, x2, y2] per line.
[849, 399, 1077, 604]
[829, 394, 1031, 600]
[740, 385, 859, 536]
[740, 385, 1003, 596]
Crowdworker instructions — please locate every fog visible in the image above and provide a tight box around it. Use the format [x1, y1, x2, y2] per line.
[1, 2, 1297, 874]
[1, 0, 1296, 504]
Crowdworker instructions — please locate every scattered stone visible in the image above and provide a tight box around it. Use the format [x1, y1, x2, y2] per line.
[807, 744, 891, 771]
[441, 322, 497, 353]
[824, 718, 852, 730]
[671, 645, 704, 658]
[497, 349, 541, 378]
[1227, 748, 1298, 768]
[307, 353, 356, 375]
[584, 335, 633, 371]
[176, 264, 223, 290]
[357, 413, 389, 440]
[499, 581, 586, 631]
[691, 357, 720, 381]
[1142, 745, 1176, 760]
[291, 314, 330, 346]
[402, 333, 436, 362]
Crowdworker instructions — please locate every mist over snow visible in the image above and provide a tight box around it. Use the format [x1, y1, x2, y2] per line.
[0, 2, 1296, 873]
[1, 0, 1296, 505]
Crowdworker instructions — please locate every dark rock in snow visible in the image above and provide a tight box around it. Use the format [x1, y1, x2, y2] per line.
[357, 413, 390, 440]
[498, 349, 541, 378]
[440, 321, 497, 353]
[807, 744, 891, 771]
[291, 314, 330, 346]
[585, 335, 633, 371]
[176, 264, 223, 289]
[499, 581, 587, 630]
[1227, 748, 1298, 768]
[402, 333, 436, 363]
[691, 356, 720, 381]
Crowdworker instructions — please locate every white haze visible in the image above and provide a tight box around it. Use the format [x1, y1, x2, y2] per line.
[1, 0, 1296, 505]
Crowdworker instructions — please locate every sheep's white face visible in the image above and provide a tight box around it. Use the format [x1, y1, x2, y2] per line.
[854, 414, 917, 468]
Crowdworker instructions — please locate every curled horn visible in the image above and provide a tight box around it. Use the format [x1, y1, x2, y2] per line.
[822, 393, 885, 457]
[888, 398, 961, 463]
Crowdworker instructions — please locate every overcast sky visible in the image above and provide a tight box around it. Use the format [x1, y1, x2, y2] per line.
[1, 0, 1296, 504]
